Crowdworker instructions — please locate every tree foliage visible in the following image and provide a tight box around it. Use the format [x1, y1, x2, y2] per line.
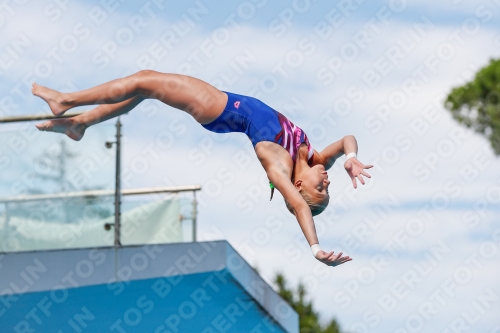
[274, 273, 342, 333]
[445, 58, 500, 155]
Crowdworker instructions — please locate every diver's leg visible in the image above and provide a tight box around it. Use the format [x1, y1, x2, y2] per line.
[32, 71, 227, 123]
[35, 96, 145, 141]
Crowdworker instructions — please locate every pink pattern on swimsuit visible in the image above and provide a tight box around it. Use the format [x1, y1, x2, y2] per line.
[274, 112, 314, 164]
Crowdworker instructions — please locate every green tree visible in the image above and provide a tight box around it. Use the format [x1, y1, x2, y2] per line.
[444, 58, 500, 155]
[274, 273, 342, 333]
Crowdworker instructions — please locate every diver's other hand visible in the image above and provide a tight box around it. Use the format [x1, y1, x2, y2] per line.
[344, 158, 373, 189]
[315, 250, 352, 267]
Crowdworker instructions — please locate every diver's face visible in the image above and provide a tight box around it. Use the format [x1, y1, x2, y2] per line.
[299, 164, 330, 204]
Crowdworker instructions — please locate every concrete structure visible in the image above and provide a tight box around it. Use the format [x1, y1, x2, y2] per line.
[0, 241, 298, 333]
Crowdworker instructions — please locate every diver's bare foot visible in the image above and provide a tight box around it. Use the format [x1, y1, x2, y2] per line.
[35, 118, 86, 141]
[32, 83, 71, 116]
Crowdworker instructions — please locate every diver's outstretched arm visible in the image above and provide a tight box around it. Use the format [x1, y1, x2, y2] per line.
[318, 135, 358, 169]
[266, 165, 352, 267]
[319, 135, 373, 188]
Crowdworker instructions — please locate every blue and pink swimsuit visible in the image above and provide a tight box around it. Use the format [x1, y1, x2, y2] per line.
[202, 91, 314, 164]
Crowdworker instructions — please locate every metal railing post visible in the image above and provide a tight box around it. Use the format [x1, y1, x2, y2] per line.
[3, 203, 8, 246]
[114, 118, 122, 247]
[192, 191, 197, 242]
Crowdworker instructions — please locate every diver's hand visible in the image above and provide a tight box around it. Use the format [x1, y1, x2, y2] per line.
[344, 157, 373, 189]
[315, 250, 352, 267]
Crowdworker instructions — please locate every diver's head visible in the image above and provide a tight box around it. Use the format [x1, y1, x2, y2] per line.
[286, 164, 330, 216]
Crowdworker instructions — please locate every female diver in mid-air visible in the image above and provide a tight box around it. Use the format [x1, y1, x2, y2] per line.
[32, 70, 373, 267]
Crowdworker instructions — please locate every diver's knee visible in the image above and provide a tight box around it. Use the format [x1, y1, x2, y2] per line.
[135, 69, 156, 77]
[132, 70, 159, 95]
